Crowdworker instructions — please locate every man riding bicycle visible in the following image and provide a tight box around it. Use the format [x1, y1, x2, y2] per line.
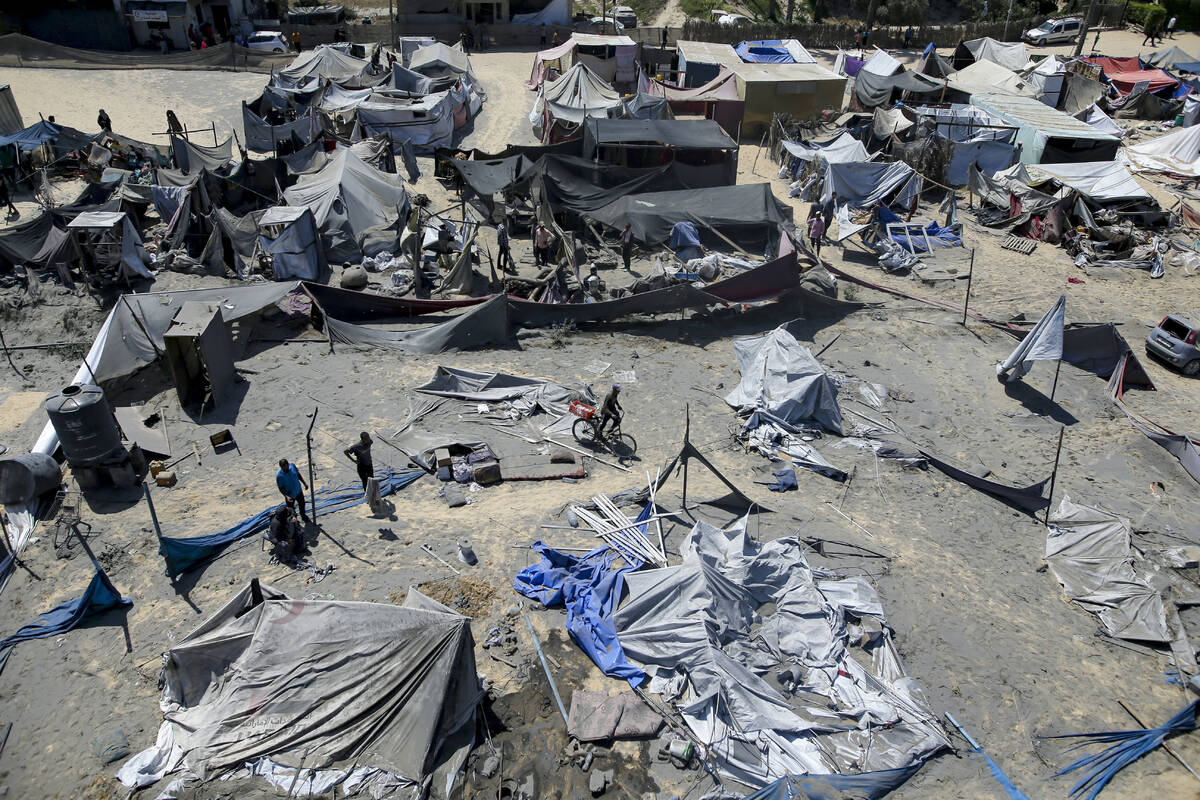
[598, 384, 622, 435]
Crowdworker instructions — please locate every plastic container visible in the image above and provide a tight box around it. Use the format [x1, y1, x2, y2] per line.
[44, 384, 123, 466]
[0, 453, 61, 505]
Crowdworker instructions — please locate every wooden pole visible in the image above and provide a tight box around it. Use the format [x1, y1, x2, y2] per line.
[1043, 426, 1065, 527]
[1048, 358, 1063, 406]
[306, 406, 319, 524]
[961, 248, 975, 327]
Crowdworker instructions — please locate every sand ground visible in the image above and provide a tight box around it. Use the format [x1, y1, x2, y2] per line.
[0, 28, 1198, 800]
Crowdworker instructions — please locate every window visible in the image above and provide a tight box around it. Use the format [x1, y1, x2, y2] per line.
[1064, 22, 1079, 32]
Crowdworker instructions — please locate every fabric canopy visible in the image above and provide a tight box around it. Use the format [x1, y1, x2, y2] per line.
[409, 42, 472, 78]
[1080, 104, 1123, 138]
[822, 160, 915, 206]
[282, 147, 409, 261]
[961, 37, 1028, 71]
[117, 582, 479, 793]
[530, 61, 622, 141]
[1025, 161, 1150, 201]
[855, 69, 943, 107]
[587, 183, 792, 250]
[1144, 46, 1197, 68]
[782, 131, 871, 164]
[1122, 125, 1200, 176]
[582, 118, 735, 150]
[275, 45, 371, 86]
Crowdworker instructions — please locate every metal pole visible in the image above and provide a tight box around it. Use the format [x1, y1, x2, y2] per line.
[0, 322, 23, 380]
[143, 483, 164, 542]
[961, 248, 975, 326]
[524, 614, 568, 725]
[1003, 0, 1014, 41]
[1048, 358, 1063, 406]
[306, 407, 318, 524]
[1043, 426, 1065, 527]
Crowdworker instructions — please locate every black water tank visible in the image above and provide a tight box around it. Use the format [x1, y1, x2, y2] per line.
[0, 453, 61, 505]
[44, 384, 123, 467]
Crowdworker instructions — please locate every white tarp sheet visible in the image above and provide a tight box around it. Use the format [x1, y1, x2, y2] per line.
[1121, 125, 1200, 176]
[724, 326, 843, 434]
[1025, 161, 1150, 201]
[1080, 104, 1123, 138]
[996, 294, 1064, 382]
[782, 131, 872, 164]
[963, 37, 1028, 71]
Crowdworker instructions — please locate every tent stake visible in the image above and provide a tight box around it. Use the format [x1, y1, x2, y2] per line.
[1043, 427, 1065, 527]
[524, 614, 568, 726]
[961, 248, 975, 327]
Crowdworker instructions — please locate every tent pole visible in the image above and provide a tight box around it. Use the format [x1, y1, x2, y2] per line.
[680, 405, 690, 508]
[306, 406, 319, 525]
[961, 248, 974, 326]
[1043, 426, 1065, 527]
[0, 322, 23, 381]
[1048, 358, 1063, 406]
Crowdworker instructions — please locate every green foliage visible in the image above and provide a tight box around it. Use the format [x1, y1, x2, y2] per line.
[1159, 0, 1200, 29]
[1127, 1, 1167, 28]
[291, 0, 323, 7]
[681, 0, 722, 18]
[874, 0, 929, 25]
[957, 0, 1038, 21]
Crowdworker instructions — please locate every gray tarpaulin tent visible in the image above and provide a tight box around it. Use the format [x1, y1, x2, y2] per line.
[953, 37, 1028, 71]
[169, 136, 233, 175]
[258, 206, 328, 281]
[581, 118, 738, 185]
[724, 325, 843, 434]
[0, 84, 21, 136]
[612, 516, 948, 788]
[117, 582, 482, 796]
[241, 93, 324, 154]
[587, 183, 792, 251]
[66, 211, 153, 281]
[409, 42, 473, 80]
[324, 294, 511, 354]
[282, 148, 409, 262]
[530, 62, 623, 143]
[273, 44, 373, 88]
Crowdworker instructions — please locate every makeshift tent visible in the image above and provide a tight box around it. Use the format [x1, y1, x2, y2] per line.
[324, 294, 511, 354]
[241, 93, 324, 154]
[946, 60, 1034, 97]
[170, 135, 233, 174]
[971, 92, 1120, 163]
[620, 93, 670, 121]
[730, 63, 846, 134]
[997, 295, 1064, 382]
[822, 160, 917, 207]
[408, 42, 472, 80]
[355, 87, 474, 153]
[529, 62, 622, 143]
[282, 148, 409, 261]
[0, 212, 77, 271]
[117, 582, 480, 796]
[0, 84, 21, 135]
[854, 69, 943, 108]
[1079, 104, 1123, 138]
[66, 211, 153, 280]
[0, 119, 91, 153]
[1082, 55, 1178, 95]
[581, 118, 738, 184]
[1022, 161, 1150, 202]
[1144, 46, 1197, 68]
[527, 34, 637, 88]
[257, 206, 328, 281]
[954, 37, 1028, 71]
[644, 69, 744, 137]
[273, 44, 373, 88]
[781, 131, 872, 164]
[588, 183, 793, 252]
[1121, 125, 1200, 176]
[724, 325, 843, 434]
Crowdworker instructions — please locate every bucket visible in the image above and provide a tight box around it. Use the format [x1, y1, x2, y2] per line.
[457, 538, 477, 565]
[1176, 114, 1185, 127]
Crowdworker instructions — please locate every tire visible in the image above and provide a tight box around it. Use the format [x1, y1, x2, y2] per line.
[273, 48, 284, 53]
[573, 418, 595, 444]
[1183, 360, 1200, 377]
[610, 432, 637, 459]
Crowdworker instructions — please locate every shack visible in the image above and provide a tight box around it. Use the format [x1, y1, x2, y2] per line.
[971, 91, 1120, 163]
[676, 40, 740, 88]
[729, 63, 846, 136]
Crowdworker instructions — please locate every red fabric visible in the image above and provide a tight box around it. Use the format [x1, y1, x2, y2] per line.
[1106, 68, 1179, 95]
[1082, 56, 1142, 74]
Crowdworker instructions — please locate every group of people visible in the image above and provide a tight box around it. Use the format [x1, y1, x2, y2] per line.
[1143, 16, 1179, 46]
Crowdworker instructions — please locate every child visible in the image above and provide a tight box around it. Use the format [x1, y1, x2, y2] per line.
[808, 213, 826, 258]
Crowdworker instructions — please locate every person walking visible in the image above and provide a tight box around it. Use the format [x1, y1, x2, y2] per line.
[808, 213, 826, 258]
[343, 432, 375, 493]
[1168, 15, 1178, 38]
[291, 31, 302, 52]
[821, 191, 837, 241]
[276, 458, 310, 523]
[904, 26, 914, 49]
[661, 28, 668, 49]
[621, 222, 634, 270]
[1143, 19, 1159, 46]
[97, 109, 112, 133]
[534, 221, 554, 266]
[496, 221, 515, 274]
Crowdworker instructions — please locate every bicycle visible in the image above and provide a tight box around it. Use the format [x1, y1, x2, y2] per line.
[568, 400, 637, 459]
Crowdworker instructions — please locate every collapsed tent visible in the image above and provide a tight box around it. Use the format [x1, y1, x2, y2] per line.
[725, 325, 843, 434]
[612, 515, 949, 788]
[170, 135, 233, 174]
[118, 582, 481, 797]
[1082, 56, 1178, 96]
[1023, 161, 1150, 202]
[66, 211, 153, 280]
[588, 183, 792, 252]
[1144, 46, 1198, 69]
[257, 206, 328, 281]
[1122, 125, 1200, 176]
[323, 294, 511, 354]
[282, 148, 409, 261]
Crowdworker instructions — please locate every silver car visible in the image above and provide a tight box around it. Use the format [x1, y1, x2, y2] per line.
[246, 31, 288, 53]
[1146, 313, 1200, 376]
[1023, 18, 1081, 46]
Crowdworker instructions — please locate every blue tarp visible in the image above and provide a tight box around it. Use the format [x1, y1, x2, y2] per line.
[512, 505, 650, 687]
[878, 205, 961, 251]
[742, 764, 924, 800]
[0, 568, 130, 675]
[669, 220, 701, 251]
[1175, 61, 1200, 74]
[157, 467, 425, 577]
[736, 41, 793, 63]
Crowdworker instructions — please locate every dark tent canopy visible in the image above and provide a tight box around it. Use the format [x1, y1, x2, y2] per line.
[582, 118, 736, 154]
[588, 183, 793, 252]
[855, 70, 944, 108]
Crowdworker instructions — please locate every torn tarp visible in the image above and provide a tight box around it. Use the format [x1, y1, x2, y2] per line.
[323, 294, 511, 354]
[514, 539, 647, 686]
[0, 568, 130, 675]
[996, 295, 1064, 382]
[1108, 353, 1200, 486]
[919, 449, 1049, 513]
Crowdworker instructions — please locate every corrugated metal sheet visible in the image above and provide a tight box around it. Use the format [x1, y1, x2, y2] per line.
[972, 92, 1118, 142]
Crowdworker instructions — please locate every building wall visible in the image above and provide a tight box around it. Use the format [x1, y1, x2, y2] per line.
[15, 6, 130, 51]
[738, 77, 844, 136]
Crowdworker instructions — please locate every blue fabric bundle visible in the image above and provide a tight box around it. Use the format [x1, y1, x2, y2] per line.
[0, 568, 130, 675]
[157, 467, 425, 577]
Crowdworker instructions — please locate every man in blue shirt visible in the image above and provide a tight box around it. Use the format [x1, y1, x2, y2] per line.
[276, 458, 310, 523]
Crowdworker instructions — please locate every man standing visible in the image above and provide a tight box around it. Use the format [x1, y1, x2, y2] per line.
[291, 31, 302, 52]
[343, 432, 375, 493]
[661, 28, 668, 49]
[0, 179, 17, 218]
[496, 221, 515, 274]
[621, 222, 634, 271]
[97, 109, 112, 133]
[1144, 19, 1159, 46]
[276, 458, 310, 523]
[821, 192, 837, 242]
[904, 26, 914, 49]
[1168, 15, 1178, 38]
[534, 221, 554, 266]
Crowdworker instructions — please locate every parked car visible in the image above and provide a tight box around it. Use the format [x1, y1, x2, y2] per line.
[578, 16, 624, 34]
[716, 13, 749, 27]
[611, 5, 637, 29]
[1023, 18, 1081, 45]
[246, 31, 288, 53]
[1146, 313, 1200, 375]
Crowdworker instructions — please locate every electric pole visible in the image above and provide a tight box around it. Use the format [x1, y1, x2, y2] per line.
[1075, 0, 1100, 58]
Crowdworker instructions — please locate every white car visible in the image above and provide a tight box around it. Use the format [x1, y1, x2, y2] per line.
[1023, 18, 1081, 45]
[611, 5, 637, 29]
[717, 13, 748, 27]
[246, 31, 288, 53]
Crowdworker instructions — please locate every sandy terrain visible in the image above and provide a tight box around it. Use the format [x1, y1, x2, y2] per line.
[0, 26, 1197, 800]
